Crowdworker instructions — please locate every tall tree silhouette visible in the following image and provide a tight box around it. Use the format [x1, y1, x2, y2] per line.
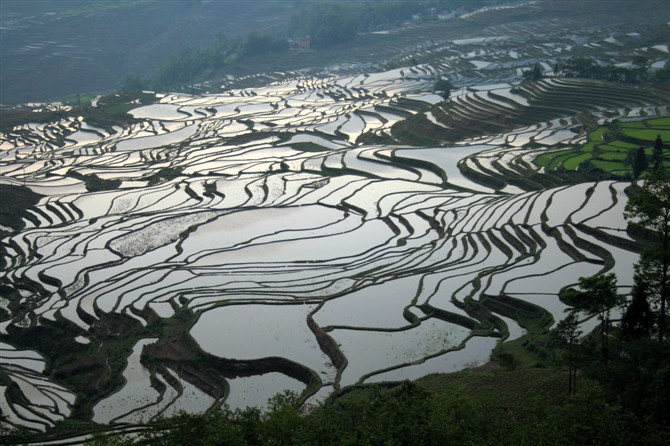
[626, 169, 670, 341]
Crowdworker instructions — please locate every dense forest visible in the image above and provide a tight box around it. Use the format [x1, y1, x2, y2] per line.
[145, 0, 501, 90]
[555, 56, 670, 85]
[140, 0, 670, 95]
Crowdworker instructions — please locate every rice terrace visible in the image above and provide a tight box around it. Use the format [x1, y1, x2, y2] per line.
[1, 0, 670, 444]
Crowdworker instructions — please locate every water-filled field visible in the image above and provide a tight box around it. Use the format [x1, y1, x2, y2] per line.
[1, 4, 669, 438]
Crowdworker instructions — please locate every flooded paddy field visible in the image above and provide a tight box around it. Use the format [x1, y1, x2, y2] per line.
[1, 1, 669, 441]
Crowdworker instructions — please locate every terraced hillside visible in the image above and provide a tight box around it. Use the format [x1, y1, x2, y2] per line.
[1, 1, 669, 442]
[392, 78, 669, 144]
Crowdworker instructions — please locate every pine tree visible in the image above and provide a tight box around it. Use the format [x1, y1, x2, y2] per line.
[632, 146, 648, 179]
[653, 134, 663, 172]
[621, 277, 655, 339]
[625, 168, 670, 341]
[562, 274, 624, 363]
[555, 313, 582, 395]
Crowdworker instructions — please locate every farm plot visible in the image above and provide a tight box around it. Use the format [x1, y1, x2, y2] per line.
[534, 116, 670, 175]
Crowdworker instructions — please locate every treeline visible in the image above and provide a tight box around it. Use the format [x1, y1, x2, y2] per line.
[147, 32, 287, 90]
[129, 0, 503, 92]
[288, 0, 499, 47]
[556, 56, 670, 84]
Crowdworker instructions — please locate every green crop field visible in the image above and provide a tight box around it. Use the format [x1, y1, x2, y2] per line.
[534, 116, 670, 176]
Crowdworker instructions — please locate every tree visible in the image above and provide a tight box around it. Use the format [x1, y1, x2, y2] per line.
[562, 274, 624, 363]
[632, 146, 648, 179]
[243, 32, 287, 57]
[625, 168, 670, 341]
[120, 74, 145, 93]
[632, 55, 650, 82]
[434, 78, 453, 100]
[523, 63, 543, 81]
[554, 313, 582, 395]
[557, 56, 601, 79]
[621, 277, 655, 339]
[653, 134, 664, 171]
[654, 61, 670, 83]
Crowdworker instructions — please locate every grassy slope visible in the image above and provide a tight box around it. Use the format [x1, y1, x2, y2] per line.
[416, 367, 569, 408]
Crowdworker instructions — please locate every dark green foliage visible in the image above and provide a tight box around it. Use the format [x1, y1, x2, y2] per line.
[120, 74, 146, 93]
[154, 45, 228, 89]
[513, 382, 639, 446]
[289, 142, 331, 153]
[561, 274, 624, 363]
[152, 28, 290, 90]
[653, 134, 664, 171]
[625, 168, 670, 341]
[153, 33, 242, 89]
[0, 422, 35, 445]
[557, 56, 651, 84]
[66, 170, 121, 192]
[433, 78, 453, 100]
[621, 278, 655, 339]
[287, 1, 500, 48]
[584, 337, 670, 427]
[87, 376, 669, 446]
[289, 5, 358, 48]
[0, 109, 70, 133]
[146, 167, 184, 186]
[522, 63, 543, 82]
[243, 32, 288, 57]
[390, 112, 441, 145]
[0, 185, 44, 231]
[553, 313, 581, 395]
[633, 146, 648, 178]
[654, 61, 670, 83]
[140, 408, 252, 446]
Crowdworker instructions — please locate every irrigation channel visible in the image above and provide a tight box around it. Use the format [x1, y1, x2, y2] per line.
[1, 7, 670, 441]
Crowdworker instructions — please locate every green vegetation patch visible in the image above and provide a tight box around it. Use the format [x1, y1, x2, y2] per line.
[66, 170, 121, 192]
[416, 367, 568, 407]
[0, 90, 155, 134]
[644, 116, 670, 127]
[290, 142, 331, 152]
[534, 149, 568, 168]
[535, 116, 670, 178]
[0, 185, 44, 231]
[607, 140, 640, 149]
[622, 128, 670, 142]
[598, 152, 628, 162]
[0, 110, 69, 133]
[562, 153, 593, 170]
[592, 159, 632, 172]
